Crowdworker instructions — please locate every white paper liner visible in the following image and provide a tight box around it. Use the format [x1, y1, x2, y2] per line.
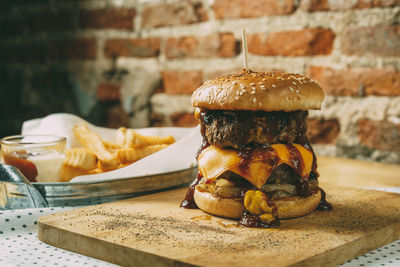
[22, 113, 201, 183]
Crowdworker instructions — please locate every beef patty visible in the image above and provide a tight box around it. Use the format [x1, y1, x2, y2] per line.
[199, 109, 308, 149]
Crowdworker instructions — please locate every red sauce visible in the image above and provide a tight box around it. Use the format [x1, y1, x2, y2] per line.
[180, 172, 203, 209]
[2, 151, 38, 182]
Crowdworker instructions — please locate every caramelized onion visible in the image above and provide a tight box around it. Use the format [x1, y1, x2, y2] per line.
[262, 184, 297, 195]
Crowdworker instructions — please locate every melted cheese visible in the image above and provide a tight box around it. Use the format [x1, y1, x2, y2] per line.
[198, 144, 314, 189]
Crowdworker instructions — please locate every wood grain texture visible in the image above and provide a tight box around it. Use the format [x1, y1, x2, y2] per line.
[318, 156, 400, 188]
[38, 183, 400, 266]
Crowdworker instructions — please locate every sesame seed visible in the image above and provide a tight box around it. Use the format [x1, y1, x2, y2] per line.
[253, 98, 257, 103]
[252, 87, 256, 90]
[289, 87, 294, 92]
[235, 96, 239, 100]
[240, 91, 244, 95]
[272, 84, 276, 88]
[251, 91, 256, 94]
[250, 83, 255, 86]
[296, 89, 299, 94]
[240, 84, 245, 88]
[292, 82, 296, 85]
[232, 81, 238, 85]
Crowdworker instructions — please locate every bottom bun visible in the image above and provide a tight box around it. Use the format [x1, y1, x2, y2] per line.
[194, 188, 244, 219]
[194, 187, 321, 219]
[271, 190, 321, 218]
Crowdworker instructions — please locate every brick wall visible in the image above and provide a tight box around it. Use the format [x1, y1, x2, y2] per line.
[1, 0, 400, 163]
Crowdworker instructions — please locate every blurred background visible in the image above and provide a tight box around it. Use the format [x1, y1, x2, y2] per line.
[1, 0, 399, 163]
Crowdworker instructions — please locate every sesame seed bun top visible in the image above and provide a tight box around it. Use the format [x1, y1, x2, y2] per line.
[191, 70, 325, 111]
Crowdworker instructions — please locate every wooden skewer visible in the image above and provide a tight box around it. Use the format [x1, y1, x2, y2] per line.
[241, 29, 249, 71]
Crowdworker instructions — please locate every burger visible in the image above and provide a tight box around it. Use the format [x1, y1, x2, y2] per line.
[181, 70, 332, 228]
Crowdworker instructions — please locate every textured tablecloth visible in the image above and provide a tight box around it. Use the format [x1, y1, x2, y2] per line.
[1, 187, 400, 267]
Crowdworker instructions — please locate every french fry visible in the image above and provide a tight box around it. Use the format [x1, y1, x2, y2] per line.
[73, 123, 120, 171]
[116, 127, 127, 147]
[127, 130, 175, 146]
[64, 148, 97, 171]
[117, 127, 175, 147]
[60, 164, 91, 182]
[117, 144, 168, 164]
[63, 123, 176, 180]
[88, 167, 104, 174]
[103, 140, 122, 152]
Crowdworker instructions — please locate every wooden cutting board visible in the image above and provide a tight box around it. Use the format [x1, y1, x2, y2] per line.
[318, 156, 400, 188]
[38, 182, 400, 266]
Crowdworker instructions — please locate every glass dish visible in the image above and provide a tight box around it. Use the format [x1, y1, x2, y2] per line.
[1, 135, 66, 183]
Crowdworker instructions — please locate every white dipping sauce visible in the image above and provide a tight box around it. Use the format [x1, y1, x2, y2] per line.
[28, 150, 65, 182]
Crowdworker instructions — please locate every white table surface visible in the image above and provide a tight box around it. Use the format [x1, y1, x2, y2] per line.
[1, 187, 400, 267]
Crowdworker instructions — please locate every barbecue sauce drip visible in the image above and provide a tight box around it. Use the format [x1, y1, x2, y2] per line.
[180, 172, 203, 209]
[304, 140, 319, 177]
[316, 187, 333, 211]
[236, 144, 308, 182]
[287, 145, 305, 178]
[237, 149, 253, 175]
[296, 179, 311, 197]
[239, 211, 281, 228]
[238, 189, 280, 228]
[237, 147, 278, 176]
[196, 139, 210, 160]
